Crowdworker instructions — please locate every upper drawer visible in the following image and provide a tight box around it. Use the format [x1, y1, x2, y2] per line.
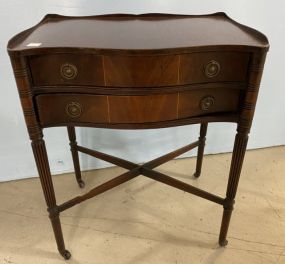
[179, 52, 250, 84]
[29, 52, 249, 87]
[29, 54, 105, 86]
[103, 52, 250, 87]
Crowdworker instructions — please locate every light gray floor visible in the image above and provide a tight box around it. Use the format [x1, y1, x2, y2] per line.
[0, 146, 284, 263]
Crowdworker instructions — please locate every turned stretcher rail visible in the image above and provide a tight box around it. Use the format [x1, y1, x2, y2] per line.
[141, 167, 224, 205]
[76, 140, 199, 170]
[58, 167, 141, 212]
[57, 140, 223, 214]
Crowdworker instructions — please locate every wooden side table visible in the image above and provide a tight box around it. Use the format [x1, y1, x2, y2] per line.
[7, 13, 269, 259]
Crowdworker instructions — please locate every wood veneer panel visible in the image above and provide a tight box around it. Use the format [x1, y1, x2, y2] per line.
[179, 52, 249, 84]
[104, 55, 179, 87]
[8, 13, 269, 54]
[109, 94, 178, 123]
[36, 94, 108, 126]
[30, 54, 105, 86]
[178, 88, 240, 118]
[7, 12, 269, 259]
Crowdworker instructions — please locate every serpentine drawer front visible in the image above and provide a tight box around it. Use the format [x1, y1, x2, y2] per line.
[29, 53, 105, 86]
[36, 88, 240, 126]
[29, 52, 249, 87]
[8, 13, 269, 260]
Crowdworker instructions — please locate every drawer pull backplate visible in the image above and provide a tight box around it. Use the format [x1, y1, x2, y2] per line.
[204, 60, 220, 78]
[65, 102, 82, 118]
[200, 96, 215, 111]
[60, 63, 78, 80]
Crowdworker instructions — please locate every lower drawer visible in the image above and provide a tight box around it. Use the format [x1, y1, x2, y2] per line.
[35, 89, 240, 126]
[36, 94, 109, 126]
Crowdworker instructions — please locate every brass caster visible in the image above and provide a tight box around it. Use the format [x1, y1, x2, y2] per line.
[193, 172, 201, 178]
[219, 239, 228, 247]
[78, 180, 85, 188]
[60, 249, 71, 260]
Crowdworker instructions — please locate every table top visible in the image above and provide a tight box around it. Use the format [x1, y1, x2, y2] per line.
[8, 13, 269, 131]
[8, 13, 269, 55]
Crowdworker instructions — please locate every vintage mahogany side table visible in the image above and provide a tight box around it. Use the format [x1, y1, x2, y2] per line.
[8, 13, 269, 259]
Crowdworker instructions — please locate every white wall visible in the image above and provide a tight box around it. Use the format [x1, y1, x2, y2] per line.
[0, 0, 284, 182]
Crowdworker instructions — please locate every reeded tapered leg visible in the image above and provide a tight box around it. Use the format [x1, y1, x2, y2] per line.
[67, 126, 85, 188]
[194, 123, 208, 178]
[31, 138, 71, 259]
[219, 131, 248, 246]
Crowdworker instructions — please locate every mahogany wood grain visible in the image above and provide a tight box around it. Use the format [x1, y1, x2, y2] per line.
[29, 53, 104, 86]
[178, 88, 240, 119]
[104, 55, 179, 87]
[194, 123, 208, 178]
[76, 140, 199, 171]
[7, 13, 269, 55]
[179, 52, 249, 84]
[108, 94, 178, 123]
[218, 51, 267, 246]
[8, 13, 269, 259]
[141, 167, 225, 205]
[35, 89, 240, 127]
[67, 126, 84, 188]
[36, 94, 109, 126]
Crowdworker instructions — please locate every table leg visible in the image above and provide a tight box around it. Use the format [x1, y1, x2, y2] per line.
[31, 138, 71, 259]
[194, 123, 208, 178]
[219, 131, 248, 246]
[67, 126, 85, 188]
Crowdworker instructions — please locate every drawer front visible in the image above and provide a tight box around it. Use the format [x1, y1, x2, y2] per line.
[104, 52, 249, 87]
[179, 52, 249, 84]
[36, 94, 109, 126]
[35, 89, 240, 126]
[29, 52, 248, 88]
[109, 94, 178, 123]
[108, 89, 239, 123]
[178, 88, 240, 118]
[35, 93, 178, 126]
[29, 54, 105, 86]
[104, 55, 179, 87]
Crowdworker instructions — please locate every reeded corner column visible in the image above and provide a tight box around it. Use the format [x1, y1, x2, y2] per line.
[10, 55, 71, 259]
[218, 51, 267, 246]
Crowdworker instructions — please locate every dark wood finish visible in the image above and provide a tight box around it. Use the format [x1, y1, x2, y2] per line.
[35, 89, 240, 126]
[179, 52, 249, 84]
[58, 140, 216, 213]
[36, 94, 109, 126]
[194, 123, 208, 178]
[77, 145, 137, 170]
[178, 88, 240, 119]
[143, 141, 199, 169]
[218, 51, 267, 246]
[59, 168, 141, 213]
[8, 13, 269, 259]
[77, 140, 199, 170]
[104, 55, 179, 87]
[7, 13, 269, 55]
[32, 82, 246, 96]
[32, 139, 71, 260]
[29, 51, 249, 88]
[67, 127, 84, 188]
[29, 54, 105, 86]
[108, 94, 178, 123]
[9, 55, 70, 259]
[141, 167, 224, 205]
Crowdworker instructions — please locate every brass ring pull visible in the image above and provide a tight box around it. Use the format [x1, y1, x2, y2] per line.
[60, 63, 78, 80]
[200, 96, 215, 111]
[65, 102, 82, 118]
[204, 60, 220, 78]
